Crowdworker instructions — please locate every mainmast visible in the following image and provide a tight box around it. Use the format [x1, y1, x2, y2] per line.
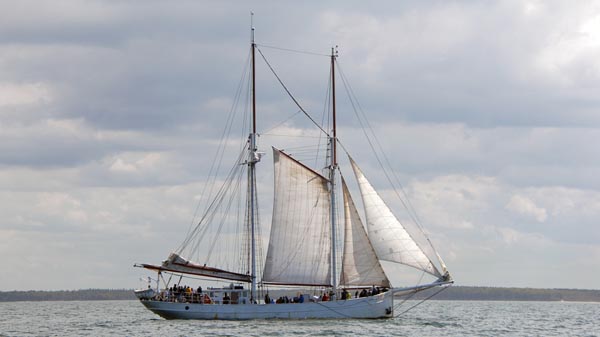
[329, 47, 338, 291]
[248, 13, 258, 302]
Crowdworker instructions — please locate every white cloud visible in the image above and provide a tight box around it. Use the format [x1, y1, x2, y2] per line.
[0, 82, 53, 107]
[495, 226, 548, 245]
[108, 153, 163, 174]
[535, 10, 600, 86]
[109, 158, 137, 173]
[506, 195, 548, 223]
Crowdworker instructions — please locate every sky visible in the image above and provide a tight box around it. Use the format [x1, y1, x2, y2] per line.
[1, 0, 599, 291]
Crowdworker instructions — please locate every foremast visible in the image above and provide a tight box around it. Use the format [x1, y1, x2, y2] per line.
[248, 16, 259, 302]
[329, 47, 338, 291]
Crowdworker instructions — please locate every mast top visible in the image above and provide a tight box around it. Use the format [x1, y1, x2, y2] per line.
[251, 12, 255, 44]
[250, 12, 257, 134]
[330, 45, 338, 166]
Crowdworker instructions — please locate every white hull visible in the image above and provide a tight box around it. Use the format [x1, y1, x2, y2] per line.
[140, 291, 394, 320]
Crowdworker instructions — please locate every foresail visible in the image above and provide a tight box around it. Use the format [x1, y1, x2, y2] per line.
[262, 149, 332, 286]
[340, 178, 391, 288]
[349, 157, 442, 278]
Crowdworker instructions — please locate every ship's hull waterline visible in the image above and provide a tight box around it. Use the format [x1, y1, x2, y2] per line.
[140, 292, 394, 320]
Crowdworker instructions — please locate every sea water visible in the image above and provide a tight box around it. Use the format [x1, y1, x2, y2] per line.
[0, 300, 597, 336]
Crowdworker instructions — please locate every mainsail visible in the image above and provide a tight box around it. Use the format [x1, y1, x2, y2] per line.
[349, 157, 442, 278]
[262, 148, 332, 286]
[340, 178, 390, 288]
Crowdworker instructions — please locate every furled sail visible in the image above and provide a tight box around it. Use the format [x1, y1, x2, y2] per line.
[141, 252, 252, 282]
[349, 157, 442, 277]
[340, 178, 391, 288]
[262, 148, 332, 286]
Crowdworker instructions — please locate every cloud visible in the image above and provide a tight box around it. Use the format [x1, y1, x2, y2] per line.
[0, 82, 53, 107]
[506, 195, 548, 223]
[0, 0, 598, 290]
[317, 1, 600, 128]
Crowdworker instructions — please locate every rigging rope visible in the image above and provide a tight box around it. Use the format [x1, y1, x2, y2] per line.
[260, 110, 302, 135]
[182, 48, 252, 246]
[177, 146, 247, 255]
[256, 47, 330, 137]
[335, 60, 446, 274]
[394, 285, 450, 316]
[256, 43, 330, 57]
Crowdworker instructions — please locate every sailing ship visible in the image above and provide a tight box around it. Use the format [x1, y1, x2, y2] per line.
[135, 25, 452, 320]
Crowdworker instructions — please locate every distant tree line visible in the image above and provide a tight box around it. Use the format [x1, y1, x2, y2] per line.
[1, 286, 599, 302]
[410, 286, 600, 302]
[0, 289, 136, 302]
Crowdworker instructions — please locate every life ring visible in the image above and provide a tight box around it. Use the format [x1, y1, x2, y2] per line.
[203, 294, 212, 304]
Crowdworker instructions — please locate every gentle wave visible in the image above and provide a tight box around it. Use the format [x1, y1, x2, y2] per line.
[0, 300, 598, 336]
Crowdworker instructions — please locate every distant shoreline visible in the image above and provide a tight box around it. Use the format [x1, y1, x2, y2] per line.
[409, 286, 600, 303]
[0, 286, 599, 302]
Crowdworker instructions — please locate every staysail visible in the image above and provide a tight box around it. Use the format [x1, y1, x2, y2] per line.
[349, 157, 442, 277]
[262, 148, 332, 286]
[340, 178, 390, 288]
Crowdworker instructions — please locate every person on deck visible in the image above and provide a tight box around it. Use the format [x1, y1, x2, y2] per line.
[264, 293, 270, 304]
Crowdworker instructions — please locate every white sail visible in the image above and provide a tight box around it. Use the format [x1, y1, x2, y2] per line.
[340, 178, 391, 288]
[262, 148, 332, 286]
[350, 158, 442, 278]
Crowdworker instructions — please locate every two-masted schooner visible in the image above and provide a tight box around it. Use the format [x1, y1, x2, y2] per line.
[135, 25, 452, 320]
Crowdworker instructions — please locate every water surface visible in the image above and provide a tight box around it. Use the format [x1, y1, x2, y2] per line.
[0, 300, 597, 336]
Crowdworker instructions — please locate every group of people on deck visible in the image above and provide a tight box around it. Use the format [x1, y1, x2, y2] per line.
[263, 286, 388, 304]
[264, 293, 305, 304]
[160, 284, 204, 303]
[358, 286, 386, 298]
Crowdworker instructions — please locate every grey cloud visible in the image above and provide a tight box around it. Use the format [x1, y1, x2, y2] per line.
[1, 0, 599, 290]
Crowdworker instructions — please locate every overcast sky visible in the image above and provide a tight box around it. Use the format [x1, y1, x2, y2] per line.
[1, 0, 599, 291]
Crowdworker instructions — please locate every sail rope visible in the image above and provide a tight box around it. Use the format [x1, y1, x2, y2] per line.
[256, 44, 331, 179]
[256, 46, 330, 137]
[311, 293, 399, 319]
[257, 43, 330, 57]
[205, 153, 246, 264]
[335, 60, 447, 274]
[177, 146, 247, 258]
[260, 110, 302, 135]
[317, 67, 332, 172]
[394, 285, 450, 316]
[174, 43, 269, 277]
[335, 61, 423, 231]
[312, 301, 359, 319]
[182, 48, 252, 246]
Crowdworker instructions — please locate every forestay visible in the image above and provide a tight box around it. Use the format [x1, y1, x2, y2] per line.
[349, 157, 442, 278]
[262, 149, 332, 286]
[340, 178, 391, 288]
